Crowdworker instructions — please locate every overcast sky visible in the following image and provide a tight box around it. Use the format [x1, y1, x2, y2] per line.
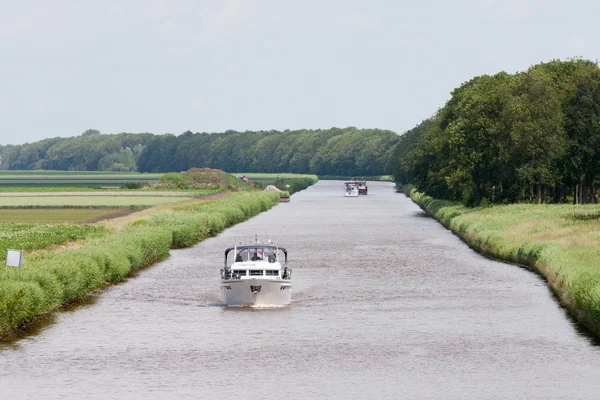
[0, 0, 597, 145]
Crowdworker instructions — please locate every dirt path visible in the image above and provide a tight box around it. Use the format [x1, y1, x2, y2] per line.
[100, 192, 231, 230]
[82, 209, 140, 224]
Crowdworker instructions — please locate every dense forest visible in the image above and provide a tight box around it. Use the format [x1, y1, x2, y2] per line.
[393, 58, 600, 205]
[0, 128, 399, 176]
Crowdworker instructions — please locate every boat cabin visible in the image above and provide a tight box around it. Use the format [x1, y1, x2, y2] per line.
[223, 245, 289, 280]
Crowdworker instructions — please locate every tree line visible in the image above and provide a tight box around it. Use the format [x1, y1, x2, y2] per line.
[393, 58, 600, 205]
[0, 128, 399, 176]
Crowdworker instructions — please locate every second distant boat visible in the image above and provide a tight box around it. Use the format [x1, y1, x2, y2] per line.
[358, 180, 368, 195]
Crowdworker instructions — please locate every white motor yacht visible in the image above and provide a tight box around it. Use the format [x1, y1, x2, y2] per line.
[344, 181, 359, 197]
[220, 243, 292, 306]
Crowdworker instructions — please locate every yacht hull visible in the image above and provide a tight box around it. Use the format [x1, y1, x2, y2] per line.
[220, 278, 292, 306]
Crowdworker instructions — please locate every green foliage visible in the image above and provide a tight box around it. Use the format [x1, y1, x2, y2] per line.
[394, 58, 600, 206]
[0, 128, 398, 177]
[156, 172, 250, 192]
[121, 182, 145, 189]
[159, 173, 191, 188]
[273, 177, 314, 194]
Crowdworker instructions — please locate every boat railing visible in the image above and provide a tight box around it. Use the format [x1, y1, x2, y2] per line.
[220, 267, 292, 280]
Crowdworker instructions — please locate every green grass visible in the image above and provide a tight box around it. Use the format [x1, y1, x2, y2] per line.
[0, 191, 281, 336]
[407, 186, 600, 338]
[0, 209, 122, 223]
[0, 172, 163, 186]
[0, 222, 106, 260]
[0, 196, 192, 207]
[233, 173, 318, 195]
[235, 173, 318, 183]
[0, 171, 163, 175]
[0, 186, 107, 192]
[156, 172, 250, 191]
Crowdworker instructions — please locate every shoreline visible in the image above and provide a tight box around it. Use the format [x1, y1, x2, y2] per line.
[405, 187, 600, 340]
[0, 191, 282, 339]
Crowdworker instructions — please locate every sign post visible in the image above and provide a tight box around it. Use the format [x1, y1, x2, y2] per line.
[6, 250, 23, 268]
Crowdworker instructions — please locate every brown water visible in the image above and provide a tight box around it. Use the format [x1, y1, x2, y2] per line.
[1, 181, 600, 399]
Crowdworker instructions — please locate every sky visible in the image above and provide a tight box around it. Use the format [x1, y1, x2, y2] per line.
[0, 0, 598, 145]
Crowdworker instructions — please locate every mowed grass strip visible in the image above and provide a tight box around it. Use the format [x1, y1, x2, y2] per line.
[0, 209, 120, 223]
[0, 196, 191, 207]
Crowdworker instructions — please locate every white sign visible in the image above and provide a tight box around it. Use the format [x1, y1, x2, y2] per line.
[6, 250, 23, 267]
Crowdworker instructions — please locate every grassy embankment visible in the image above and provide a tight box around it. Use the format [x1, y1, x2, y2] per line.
[0, 170, 316, 336]
[405, 186, 600, 337]
[235, 173, 318, 195]
[0, 190, 281, 336]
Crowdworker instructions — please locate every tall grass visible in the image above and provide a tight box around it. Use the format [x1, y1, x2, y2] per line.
[0, 191, 280, 336]
[272, 177, 315, 194]
[0, 223, 106, 259]
[406, 186, 600, 337]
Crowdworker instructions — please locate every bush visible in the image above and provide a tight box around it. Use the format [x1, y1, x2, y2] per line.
[122, 182, 145, 189]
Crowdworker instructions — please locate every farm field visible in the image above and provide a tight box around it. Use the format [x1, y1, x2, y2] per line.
[0, 171, 163, 187]
[0, 191, 200, 197]
[0, 222, 106, 260]
[0, 209, 122, 223]
[0, 195, 191, 207]
[0, 187, 210, 193]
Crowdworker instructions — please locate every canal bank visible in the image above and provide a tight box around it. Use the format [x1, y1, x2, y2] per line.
[406, 186, 600, 340]
[0, 191, 281, 338]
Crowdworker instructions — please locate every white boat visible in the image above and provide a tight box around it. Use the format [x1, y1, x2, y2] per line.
[220, 242, 292, 306]
[344, 181, 359, 197]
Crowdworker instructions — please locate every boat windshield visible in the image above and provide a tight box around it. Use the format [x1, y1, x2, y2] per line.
[224, 245, 287, 267]
[234, 247, 277, 263]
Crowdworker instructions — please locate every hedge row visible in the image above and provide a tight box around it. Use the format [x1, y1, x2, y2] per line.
[0, 191, 280, 336]
[273, 177, 315, 195]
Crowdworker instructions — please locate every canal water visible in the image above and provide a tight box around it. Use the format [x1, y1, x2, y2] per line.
[1, 181, 600, 399]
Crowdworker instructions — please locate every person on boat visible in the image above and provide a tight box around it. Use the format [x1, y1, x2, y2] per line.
[235, 253, 243, 262]
[251, 252, 263, 261]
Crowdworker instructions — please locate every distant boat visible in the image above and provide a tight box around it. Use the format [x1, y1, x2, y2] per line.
[358, 180, 368, 195]
[220, 241, 292, 306]
[344, 181, 359, 197]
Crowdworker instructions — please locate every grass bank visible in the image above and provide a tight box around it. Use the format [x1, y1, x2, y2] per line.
[405, 186, 600, 338]
[0, 191, 280, 337]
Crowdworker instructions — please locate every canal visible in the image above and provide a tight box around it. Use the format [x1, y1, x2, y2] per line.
[1, 181, 600, 399]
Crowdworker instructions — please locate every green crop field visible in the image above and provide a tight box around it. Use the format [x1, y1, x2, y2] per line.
[0, 222, 106, 260]
[0, 196, 191, 207]
[0, 209, 121, 223]
[0, 171, 163, 187]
